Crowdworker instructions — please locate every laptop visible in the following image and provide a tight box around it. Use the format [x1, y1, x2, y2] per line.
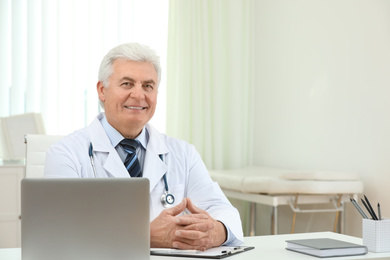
[21, 178, 150, 260]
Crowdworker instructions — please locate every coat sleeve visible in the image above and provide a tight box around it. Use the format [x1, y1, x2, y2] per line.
[185, 145, 244, 245]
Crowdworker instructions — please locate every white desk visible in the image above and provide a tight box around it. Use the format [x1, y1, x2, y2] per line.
[1, 232, 390, 259]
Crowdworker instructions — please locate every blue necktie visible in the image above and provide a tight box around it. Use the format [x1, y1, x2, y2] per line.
[120, 139, 142, 177]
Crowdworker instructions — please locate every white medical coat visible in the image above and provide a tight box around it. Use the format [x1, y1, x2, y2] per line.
[44, 113, 243, 245]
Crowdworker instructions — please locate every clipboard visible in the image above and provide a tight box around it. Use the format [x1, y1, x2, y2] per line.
[150, 246, 255, 259]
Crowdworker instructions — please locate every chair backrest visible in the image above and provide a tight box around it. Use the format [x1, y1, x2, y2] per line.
[25, 134, 64, 178]
[1, 113, 46, 160]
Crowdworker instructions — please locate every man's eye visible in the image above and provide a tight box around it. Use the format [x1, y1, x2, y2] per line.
[121, 82, 132, 87]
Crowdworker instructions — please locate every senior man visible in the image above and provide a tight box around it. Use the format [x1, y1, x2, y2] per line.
[44, 42, 243, 251]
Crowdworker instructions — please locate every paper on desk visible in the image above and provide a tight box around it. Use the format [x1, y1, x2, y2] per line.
[151, 246, 254, 258]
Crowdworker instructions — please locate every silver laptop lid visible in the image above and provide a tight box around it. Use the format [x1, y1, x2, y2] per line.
[21, 178, 150, 260]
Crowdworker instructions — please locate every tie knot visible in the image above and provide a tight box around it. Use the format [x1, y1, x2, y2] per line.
[120, 139, 139, 152]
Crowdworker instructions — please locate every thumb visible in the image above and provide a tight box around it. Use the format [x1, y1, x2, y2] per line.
[185, 197, 204, 214]
[165, 198, 187, 216]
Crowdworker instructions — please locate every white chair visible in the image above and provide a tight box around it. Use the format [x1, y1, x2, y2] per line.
[1, 113, 46, 161]
[24, 134, 64, 178]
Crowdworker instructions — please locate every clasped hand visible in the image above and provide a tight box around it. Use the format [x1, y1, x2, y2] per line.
[150, 198, 227, 251]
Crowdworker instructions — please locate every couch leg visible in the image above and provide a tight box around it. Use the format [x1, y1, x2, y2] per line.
[249, 202, 256, 236]
[333, 194, 342, 233]
[291, 194, 299, 233]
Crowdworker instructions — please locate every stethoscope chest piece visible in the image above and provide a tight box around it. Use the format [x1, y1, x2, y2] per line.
[161, 191, 175, 208]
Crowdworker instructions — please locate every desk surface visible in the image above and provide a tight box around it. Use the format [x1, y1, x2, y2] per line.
[1, 232, 389, 259]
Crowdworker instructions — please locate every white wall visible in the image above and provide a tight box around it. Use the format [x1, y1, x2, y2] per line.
[253, 0, 390, 236]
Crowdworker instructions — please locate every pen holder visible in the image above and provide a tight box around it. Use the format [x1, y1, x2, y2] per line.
[363, 218, 390, 252]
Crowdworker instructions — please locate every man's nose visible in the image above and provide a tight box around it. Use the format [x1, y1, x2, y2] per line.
[129, 84, 145, 99]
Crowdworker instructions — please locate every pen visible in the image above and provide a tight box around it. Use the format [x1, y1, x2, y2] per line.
[378, 203, 382, 221]
[221, 247, 238, 253]
[227, 248, 245, 255]
[361, 198, 377, 220]
[360, 198, 374, 220]
[350, 198, 368, 219]
[364, 195, 378, 220]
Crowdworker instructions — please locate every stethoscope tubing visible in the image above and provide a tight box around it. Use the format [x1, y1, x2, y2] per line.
[89, 143, 98, 178]
[159, 154, 169, 193]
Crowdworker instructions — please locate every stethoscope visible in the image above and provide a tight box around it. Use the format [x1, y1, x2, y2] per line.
[89, 143, 175, 208]
[159, 154, 175, 208]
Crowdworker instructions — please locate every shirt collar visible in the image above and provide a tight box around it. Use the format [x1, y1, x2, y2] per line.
[100, 113, 148, 149]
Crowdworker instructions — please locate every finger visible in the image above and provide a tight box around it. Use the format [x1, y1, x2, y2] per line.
[165, 198, 187, 216]
[176, 229, 206, 240]
[175, 226, 212, 239]
[176, 212, 209, 225]
[172, 240, 209, 251]
[179, 221, 214, 232]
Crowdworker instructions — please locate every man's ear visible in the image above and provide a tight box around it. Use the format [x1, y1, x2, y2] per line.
[97, 81, 106, 102]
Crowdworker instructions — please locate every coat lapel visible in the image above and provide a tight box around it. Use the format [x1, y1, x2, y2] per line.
[88, 115, 129, 178]
[143, 124, 169, 192]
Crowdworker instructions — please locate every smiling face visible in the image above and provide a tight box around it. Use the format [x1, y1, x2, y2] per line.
[97, 59, 158, 138]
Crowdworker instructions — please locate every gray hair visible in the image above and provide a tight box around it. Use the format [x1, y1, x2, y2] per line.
[98, 42, 161, 87]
